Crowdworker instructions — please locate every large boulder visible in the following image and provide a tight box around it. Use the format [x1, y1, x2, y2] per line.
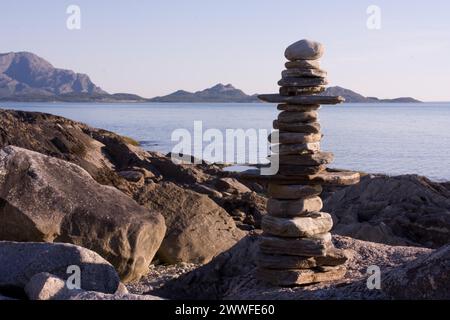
[382, 244, 450, 299]
[0, 241, 119, 294]
[0, 146, 166, 282]
[25, 273, 162, 300]
[0, 109, 163, 193]
[153, 232, 260, 300]
[137, 182, 245, 264]
[324, 175, 450, 248]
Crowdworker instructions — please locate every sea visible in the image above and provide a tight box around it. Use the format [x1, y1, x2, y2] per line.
[1, 102, 449, 182]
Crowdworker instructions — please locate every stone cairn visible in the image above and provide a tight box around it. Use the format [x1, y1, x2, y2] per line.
[254, 39, 360, 286]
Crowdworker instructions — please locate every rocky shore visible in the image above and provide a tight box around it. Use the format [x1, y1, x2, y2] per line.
[0, 108, 449, 300]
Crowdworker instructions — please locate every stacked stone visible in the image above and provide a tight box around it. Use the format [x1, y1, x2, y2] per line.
[256, 40, 351, 286]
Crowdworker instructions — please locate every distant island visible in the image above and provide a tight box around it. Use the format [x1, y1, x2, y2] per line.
[0, 51, 421, 103]
[148, 83, 259, 103]
[151, 84, 422, 103]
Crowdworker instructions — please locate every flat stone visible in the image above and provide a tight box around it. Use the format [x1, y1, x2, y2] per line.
[278, 111, 318, 123]
[274, 121, 321, 134]
[118, 170, 144, 183]
[257, 248, 349, 269]
[280, 86, 325, 96]
[237, 169, 360, 186]
[277, 104, 320, 112]
[285, 60, 321, 70]
[262, 212, 333, 237]
[268, 184, 322, 199]
[282, 68, 327, 78]
[258, 94, 345, 105]
[267, 197, 323, 217]
[278, 152, 334, 166]
[278, 77, 328, 88]
[284, 39, 324, 61]
[257, 265, 347, 286]
[278, 164, 326, 176]
[269, 132, 322, 144]
[259, 233, 332, 257]
[271, 142, 321, 154]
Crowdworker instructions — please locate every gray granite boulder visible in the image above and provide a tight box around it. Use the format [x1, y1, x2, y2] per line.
[25, 273, 162, 300]
[0, 146, 166, 282]
[0, 241, 119, 293]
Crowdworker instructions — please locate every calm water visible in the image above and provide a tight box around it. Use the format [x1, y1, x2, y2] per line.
[1, 102, 449, 181]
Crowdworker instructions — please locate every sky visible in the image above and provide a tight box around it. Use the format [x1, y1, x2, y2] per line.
[1, 0, 449, 101]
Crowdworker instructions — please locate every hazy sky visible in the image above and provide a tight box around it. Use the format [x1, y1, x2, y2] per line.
[1, 0, 449, 101]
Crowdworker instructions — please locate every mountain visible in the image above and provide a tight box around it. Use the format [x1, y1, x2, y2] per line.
[0, 52, 146, 102]
[149, 84, 259, 103]
[150, 84, 421, 103]
[0, 52, 422, 103]
[321, 86, 421, 103]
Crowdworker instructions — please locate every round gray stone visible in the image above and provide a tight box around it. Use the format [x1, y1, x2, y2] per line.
[285, 39, 325, 61]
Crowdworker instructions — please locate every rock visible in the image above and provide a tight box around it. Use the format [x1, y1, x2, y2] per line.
[25, 273, 163, 300]
[277, 104, 320, 112]
[278, 152, 334, 166]
[324, 174, 450, 248]
[238, 169, 360, 186]
[258, 94, 344, 105]
[269, 132, 322, 144]
[278, 77, 328, 88]
[260, 233, 332, 256]
[137, 182, 245, 264]
[274, 121, 321, 134]
[284, 39, 325, 61]
[231, 209, 247, 221]
[191, 183, 224, 199]
[0, 146, 166, 282]
[282, 68, 327, 78]
[280, 86, 325, 96]
[382, 244, 450, 299]
[257, 248, 348, 269]
[285, 59, 321, 70]
[278, 164, 326, 175]
[0, 109, 158, 194]
[257, 265, 346, 286]
[0, 241, 119, 293]
[215, 177, 252, 194]
[278, 111, 318, 123]
[118, 170, 144, 183]
[267, 197, 323, 217]
[262, 212, 333, 237]
[268, 184, 322, 200]
[115, 283, 129, 295]
[152, 232, 261, 300]
[216, 191, 267, 230]
[272, 142, 321, 154]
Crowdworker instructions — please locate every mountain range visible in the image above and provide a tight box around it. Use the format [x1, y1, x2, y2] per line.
[0, 52, 146, 102]
[148, 84, 258, 103]
[0, 51, 421, 103]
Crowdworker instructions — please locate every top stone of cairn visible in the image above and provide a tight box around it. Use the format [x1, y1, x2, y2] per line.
[284, 39, 324, 61]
